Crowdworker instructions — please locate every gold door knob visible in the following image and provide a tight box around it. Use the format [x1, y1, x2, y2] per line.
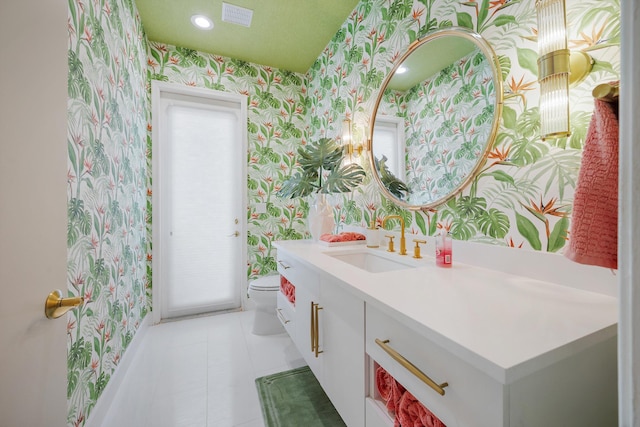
[44, 290, 83, 319]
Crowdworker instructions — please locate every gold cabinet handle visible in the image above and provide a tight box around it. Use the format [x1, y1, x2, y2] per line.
[227, 231, 240, 237]
[310, 301, 316, 353]
[314, 303, 323, 358]
[375, 338, 448, 396]
[276, 308, 290, 324]
[45, 290, 83, 319]
[278, 260, 291, 269]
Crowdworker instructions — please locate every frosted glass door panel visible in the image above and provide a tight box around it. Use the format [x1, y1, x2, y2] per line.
[163, 103, 241, 318]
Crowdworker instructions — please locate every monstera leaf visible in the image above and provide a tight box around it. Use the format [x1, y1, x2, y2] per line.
[323, 163, 366, 193]
[277, 137, 365, 199]
[375, 155, 409, 200]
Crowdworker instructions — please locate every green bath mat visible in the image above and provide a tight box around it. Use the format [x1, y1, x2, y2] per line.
[255, 366, 347, 427]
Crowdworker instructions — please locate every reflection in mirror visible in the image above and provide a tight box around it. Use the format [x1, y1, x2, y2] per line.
[369, 28, 502, 210]
[372, 116, 405, 182]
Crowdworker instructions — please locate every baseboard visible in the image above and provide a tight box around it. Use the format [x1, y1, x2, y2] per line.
[84, 314, 152, 427]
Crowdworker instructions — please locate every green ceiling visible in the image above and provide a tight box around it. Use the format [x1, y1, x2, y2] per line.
[388, 37, 477, 92]
[135, 0, 360, 74]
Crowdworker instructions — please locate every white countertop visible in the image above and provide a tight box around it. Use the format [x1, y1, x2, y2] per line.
[273, 240, 618, 384]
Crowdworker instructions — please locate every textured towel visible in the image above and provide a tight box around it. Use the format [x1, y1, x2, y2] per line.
[565, 97, 619, 269]
[279, 275, 296, 305]
[319, 232, 366, 242]
[374, 366, 405, 418]
[397, 391, 446, 427]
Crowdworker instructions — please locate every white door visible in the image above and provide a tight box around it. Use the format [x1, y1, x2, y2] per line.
[0, 0, 69, 425]
[152, 82, 247, 321]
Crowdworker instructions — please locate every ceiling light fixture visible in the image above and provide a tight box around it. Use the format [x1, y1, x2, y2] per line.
[191, 14, 214, 30]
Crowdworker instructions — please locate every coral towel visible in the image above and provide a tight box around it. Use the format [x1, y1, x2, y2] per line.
[279, 275, 295, 305]
[397, 391, 446, 427]
[565, 97, 619, 269]
[374, 366, 405, 417]
[320, 232, 366, 242]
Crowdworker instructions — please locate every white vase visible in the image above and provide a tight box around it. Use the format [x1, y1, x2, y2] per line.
[308, 193, 335, 241]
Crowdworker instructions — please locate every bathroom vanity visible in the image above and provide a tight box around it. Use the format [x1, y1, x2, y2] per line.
[274, 240, 618, 427]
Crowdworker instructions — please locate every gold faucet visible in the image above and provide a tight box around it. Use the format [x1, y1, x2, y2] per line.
[382, 215, 407, 255]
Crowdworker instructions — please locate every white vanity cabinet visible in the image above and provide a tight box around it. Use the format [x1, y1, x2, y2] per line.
[319, 274, 365, 427]
[277, 250, 365, 427]
[365, 304, 503, 427]
[365, 303, 617, 427]
[274, 241, 618, 427]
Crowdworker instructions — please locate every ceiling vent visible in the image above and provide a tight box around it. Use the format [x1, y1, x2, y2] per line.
[222, 2, 253, 27]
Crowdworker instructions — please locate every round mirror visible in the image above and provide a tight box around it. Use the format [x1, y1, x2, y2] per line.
[369, 27, 503, 210]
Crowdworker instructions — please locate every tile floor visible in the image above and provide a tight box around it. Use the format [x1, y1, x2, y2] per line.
[100, 309, 306, 427]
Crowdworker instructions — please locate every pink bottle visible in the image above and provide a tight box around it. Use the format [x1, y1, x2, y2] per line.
[435, 232, 452, 268]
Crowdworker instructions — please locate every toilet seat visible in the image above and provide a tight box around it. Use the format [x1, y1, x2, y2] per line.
[249, 275, 280, 291]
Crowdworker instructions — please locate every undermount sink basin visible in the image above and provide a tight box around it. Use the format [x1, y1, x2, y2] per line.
[328, 251, 416, 273]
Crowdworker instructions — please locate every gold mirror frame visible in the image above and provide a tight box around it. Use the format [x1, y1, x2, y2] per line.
[368, 27, 503, 211]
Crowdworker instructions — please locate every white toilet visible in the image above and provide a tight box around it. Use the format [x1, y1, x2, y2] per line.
[248, 275, 284, 335]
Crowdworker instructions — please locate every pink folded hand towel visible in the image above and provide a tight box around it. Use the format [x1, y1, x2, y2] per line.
[565, 96, 619, 269]
[320, 232, 366, 242]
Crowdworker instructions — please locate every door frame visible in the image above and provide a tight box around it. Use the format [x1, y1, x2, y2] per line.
[618, 0, 639, 424]
[151, 81, 248, 324]
[373, 115, 407, 183]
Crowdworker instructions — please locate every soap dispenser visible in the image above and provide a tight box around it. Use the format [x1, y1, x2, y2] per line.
[366, 216, 380, 248]
[435, 232, 452, 268]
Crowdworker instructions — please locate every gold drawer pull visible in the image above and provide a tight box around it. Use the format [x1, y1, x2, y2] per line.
[375, 338, 449, 396]
[314, 303, 323, 358]
[276, 308, 290, 324]
[310, 301, 316, 353]
[277, 260, 291, 269]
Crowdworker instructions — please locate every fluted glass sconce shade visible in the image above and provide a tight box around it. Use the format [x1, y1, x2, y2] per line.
[536, 0, 570, 140]
[342, 118, 364, 163]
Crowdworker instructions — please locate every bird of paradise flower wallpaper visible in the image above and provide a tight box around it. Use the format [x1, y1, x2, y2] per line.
[66, 0, 619, 425]
[66, 0, 149, 425]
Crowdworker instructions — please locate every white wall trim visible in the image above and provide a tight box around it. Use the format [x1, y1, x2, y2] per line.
[619, 0, 639, 424]
[84, 315, 152, 427]
[151, 81, 248, 324]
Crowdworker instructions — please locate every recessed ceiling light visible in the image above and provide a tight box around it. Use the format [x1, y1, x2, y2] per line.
[191, 14, 214, 30]
[396, 66, 408, 74]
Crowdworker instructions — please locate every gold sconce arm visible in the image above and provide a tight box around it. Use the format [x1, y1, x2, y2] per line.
[45, 290, 83, 319]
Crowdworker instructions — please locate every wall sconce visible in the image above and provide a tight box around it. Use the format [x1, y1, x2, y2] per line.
[536, 0, 593, 140]
[342, 119, 365, 162]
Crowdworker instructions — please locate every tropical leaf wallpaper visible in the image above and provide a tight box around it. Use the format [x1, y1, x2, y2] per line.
[379, 47, 496, 205]
[64, 0, 619, 424]
[146, 43, 310, 282]
[307, 0, 619, 250]
[66, 0, 149, 425]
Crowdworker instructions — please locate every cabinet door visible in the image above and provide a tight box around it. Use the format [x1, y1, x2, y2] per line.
[320, 276, 365, 427]
[295, 282, 323, 379]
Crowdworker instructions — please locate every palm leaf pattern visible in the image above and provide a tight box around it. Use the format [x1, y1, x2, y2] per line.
[66, 0, 619, 424]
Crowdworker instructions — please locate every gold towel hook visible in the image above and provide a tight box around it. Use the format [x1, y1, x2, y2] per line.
[592, 82, 619, 103]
